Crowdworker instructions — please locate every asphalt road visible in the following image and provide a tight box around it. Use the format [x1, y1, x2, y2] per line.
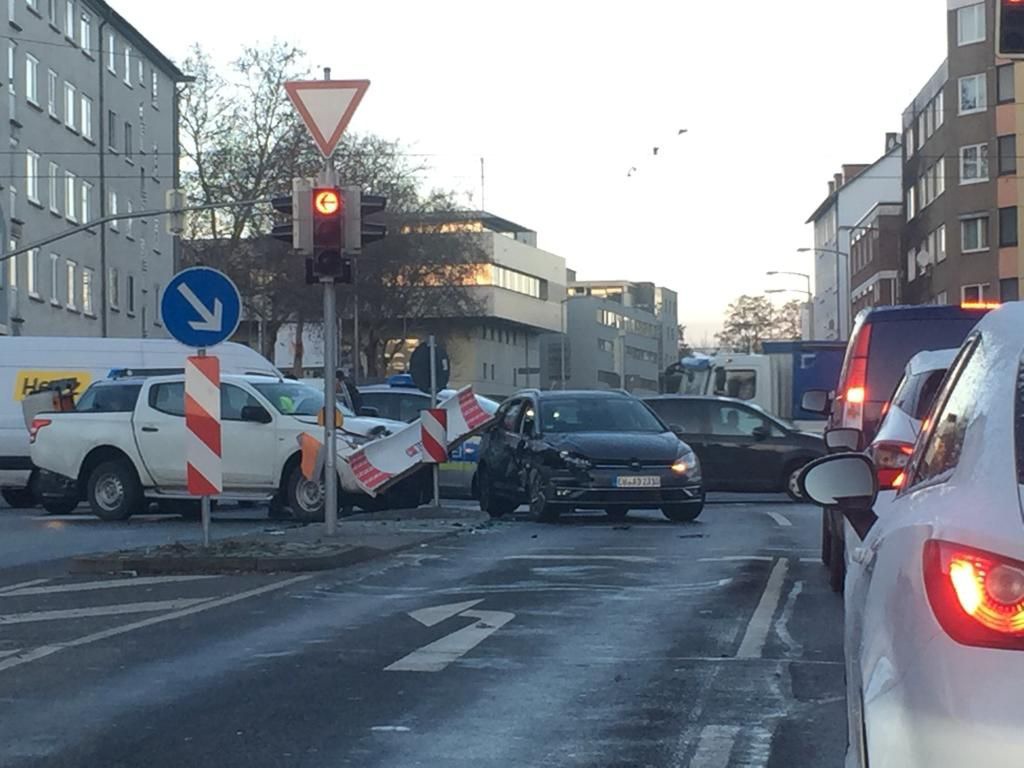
[0, 496, 845, 767]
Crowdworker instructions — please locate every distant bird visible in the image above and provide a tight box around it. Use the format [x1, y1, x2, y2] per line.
[653, 147, 660, 156]
[627, 167, 638, 178]
[678, 128, 688, 135]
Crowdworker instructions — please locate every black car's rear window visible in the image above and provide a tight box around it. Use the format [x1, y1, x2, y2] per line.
[867, 317, 980, 404]
[76, 384, 142, 413]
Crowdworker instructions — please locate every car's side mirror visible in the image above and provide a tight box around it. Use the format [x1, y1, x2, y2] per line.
[241, 405, 273, 424]
[751, 424, 771, 441]
[801, 389, 831, 416]
[825, 427, 862, 453]
[799, 453, 879, 539]
[358, 406, 380, 418]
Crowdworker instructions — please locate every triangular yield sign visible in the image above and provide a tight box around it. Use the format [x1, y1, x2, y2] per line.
[285, 79, 370, 158]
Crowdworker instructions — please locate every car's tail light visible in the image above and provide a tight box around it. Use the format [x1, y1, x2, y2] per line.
[870, 441, 914, 489]
[924, 540, 1024, 649]
[28, 417, 52, 444]
[838, 324, 872, 431]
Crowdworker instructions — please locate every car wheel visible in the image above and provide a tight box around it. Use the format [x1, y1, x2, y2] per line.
[268, 493, 292, 520]
[828, 527, 845, 594]
[784, 461, 809, 502]
[87, 459, 143, 522]
[41, 498, 79, 515]
[527, 470, 559, 523]
[286, 463, 325, 524]
[479, 467, 516, 519]
[605, 506, 629, 522]
[662, 502, 703, 523]
[2, 486, 36, 509]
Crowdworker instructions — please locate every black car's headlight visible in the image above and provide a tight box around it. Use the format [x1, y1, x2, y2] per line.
[671, 449, 700, 477]
[559, 450, 592, 471]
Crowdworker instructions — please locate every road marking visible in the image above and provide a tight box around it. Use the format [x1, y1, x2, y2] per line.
[0, 575, 313, 674]
[0, 649, 21, 659]
[30, 514, 168, 522]
[691, 725, 741, 768]
[736, 559, 789, 659]
[763, 510, 792, 527]
[501, 555, 656, 563]
[0, 578, 50, 594]
[0, 598, 211, 625]
[371, 726, 411, 733]
[775, 581, 804, 658]
[386, 605, 515, 672]
[698, 556, 774, 563]
[0, 575, 220, 597]
[409, 599, 484, 627]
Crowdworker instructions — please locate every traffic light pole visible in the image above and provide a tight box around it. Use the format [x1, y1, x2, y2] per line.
[319, 165, 339, 536]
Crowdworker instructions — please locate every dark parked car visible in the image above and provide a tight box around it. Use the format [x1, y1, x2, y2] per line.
[477, 390, 704, 523]
[643, 395, 824, 500]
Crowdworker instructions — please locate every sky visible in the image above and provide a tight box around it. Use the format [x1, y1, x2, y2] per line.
[115, 0, 948, 344]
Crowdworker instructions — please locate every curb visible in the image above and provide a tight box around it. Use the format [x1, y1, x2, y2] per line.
[69, 532, 452, 576]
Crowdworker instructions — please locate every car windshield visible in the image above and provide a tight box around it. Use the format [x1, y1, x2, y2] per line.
[252, 381, 355, 417]
[540, 397, 666, 434]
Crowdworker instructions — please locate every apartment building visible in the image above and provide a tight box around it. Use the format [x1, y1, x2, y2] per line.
[902, 0, 1021, 306]
[2, 0, 187, 337]
[849, 202, 903, 316]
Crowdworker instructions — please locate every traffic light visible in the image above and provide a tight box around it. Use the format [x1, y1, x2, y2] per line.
[271, 178, 312, 252]
[310, 187, 351, 281]
[998, 0, 1024, 58]
[341, 186, 388, 253]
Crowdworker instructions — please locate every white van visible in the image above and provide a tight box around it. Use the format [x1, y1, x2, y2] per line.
[0, 337, 279, 507]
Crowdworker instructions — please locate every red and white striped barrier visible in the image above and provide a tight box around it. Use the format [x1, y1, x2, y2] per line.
[421, 408, 448, 464]
[343, 386, 496, 496]
[185, 355, 222, 495]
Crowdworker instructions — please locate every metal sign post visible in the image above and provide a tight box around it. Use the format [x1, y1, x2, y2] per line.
[320, 166, 339, 535]
[197, 348, 212, 547]
[428, 334, 440, 508]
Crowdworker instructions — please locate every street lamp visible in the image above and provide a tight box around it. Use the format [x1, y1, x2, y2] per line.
[766, 270, 813, 340]
[797, 247, 849, 340]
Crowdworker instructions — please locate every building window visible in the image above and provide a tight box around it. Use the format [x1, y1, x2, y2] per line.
[80, 93, 92, 140]
[1001, 278, 1020, 303]
[999, 134, 1017, 176]
[48, 161, 59, 213]
[935, 89, 945, 129]
[47, 0, 56, 25]
[961, 216, 990, 253]
[937, 224, 947, 262]
[46, 68, 57, 117]
[65, 260, 77, 309]
[7, 248, 17, 290]
[26, 248, 39, 297]
[109, 190, 118, 230]
[62, 81, 75, 130]
[959, 73, 987, 115]
[906, 186, 916, 221]
[935, 158, 946, 198]
[137, 58, 144, 86]
[124, 122, 133, 158]
[80, 180, 91, 223]
[127, 274, 135, 314]
[79, 11, 91, 55]
[1000, 206, 1018, 247]
[64, 171, 76, 222]
[125, 199, 134, 238]
[49, 253, 59, 303]
[63, 0, 73, 41]
[25, 149, 39, 204]
[959, 143, 989, 184]
[961, 283, 992, 303]
[151, 71, 158, 106]
[107, 109, 117, 150]
[108, 267, 119, 309]
[905, 126, 915, 159]
[106, 31, 115, 73]
[925, 100, 935, 138]
[82, 267, 94, 315]
[123, 46, 131, 85]
[998, 64, 1015, 104]
[24, 53, 38, 105]
[917, 112, 926, 149]
[957, 3, 986, 45]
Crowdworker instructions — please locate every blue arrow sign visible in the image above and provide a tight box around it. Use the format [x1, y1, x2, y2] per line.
[161, 267, 241, 349]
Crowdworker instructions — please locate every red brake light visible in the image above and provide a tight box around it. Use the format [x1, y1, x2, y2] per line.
[925, 540, 1024, 649]
[28, 417, 51, 444]
[837, 324, 871, 430]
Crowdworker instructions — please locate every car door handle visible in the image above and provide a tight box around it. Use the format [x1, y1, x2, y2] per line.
[141, 426, 159, 433]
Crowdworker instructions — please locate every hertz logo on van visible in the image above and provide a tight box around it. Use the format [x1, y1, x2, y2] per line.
[13, 370, 93, 401]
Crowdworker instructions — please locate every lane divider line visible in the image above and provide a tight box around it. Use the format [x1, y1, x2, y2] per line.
[0, 574, 220, 598]
[691, 724, 741, 768]
[0, 598, 212, 625]
[0, 578, 50, 595]
[736, 559, 790, 659]
[763, 511, 793, 527]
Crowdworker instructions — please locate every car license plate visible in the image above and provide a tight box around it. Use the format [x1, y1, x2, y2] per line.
[615, 476, 661, 488]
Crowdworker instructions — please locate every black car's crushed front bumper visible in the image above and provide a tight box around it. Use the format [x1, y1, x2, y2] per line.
[541, 466, 703, 509]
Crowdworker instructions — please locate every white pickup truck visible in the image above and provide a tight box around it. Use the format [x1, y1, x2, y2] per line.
[28, 373, 422, 521]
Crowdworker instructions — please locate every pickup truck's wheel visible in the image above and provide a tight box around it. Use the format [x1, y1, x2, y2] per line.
[87, 459, 142, 522]
[286, 464, 325, 523]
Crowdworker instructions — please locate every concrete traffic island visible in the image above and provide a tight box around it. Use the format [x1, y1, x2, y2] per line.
[69, 506, 490, 575]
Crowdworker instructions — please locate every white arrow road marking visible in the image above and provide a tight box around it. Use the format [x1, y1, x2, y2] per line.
[386, 606, 515, 672]
[763, 510, 792, 527]
[177, 283, 224, 332]
[408, 599, 483, 627]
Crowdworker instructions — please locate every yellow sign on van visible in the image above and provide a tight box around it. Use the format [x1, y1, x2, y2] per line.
[13, 370, 94, 401]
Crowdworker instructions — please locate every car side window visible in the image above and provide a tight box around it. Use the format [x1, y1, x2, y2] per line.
[399, 394, 429, 423]
[359, 393, 396, 421]
[500, 400, 523, 432]
[221, 384, 262, 422]
[149, 382, 185, 417]
[648, 400, 707, 435]
[709, 404, 767, 437]
[907, 336, 984, 489]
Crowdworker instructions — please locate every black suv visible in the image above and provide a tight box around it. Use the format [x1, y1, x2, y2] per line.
[477, 390, 704, 523]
